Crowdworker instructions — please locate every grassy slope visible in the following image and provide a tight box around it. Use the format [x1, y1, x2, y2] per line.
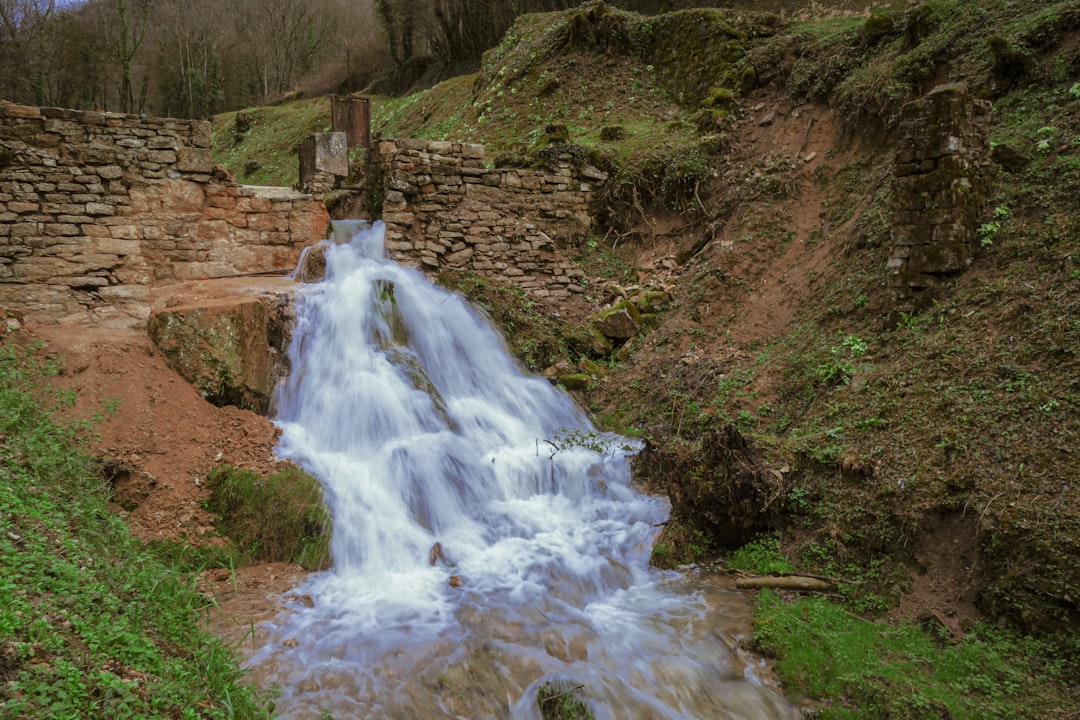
[0, 337, 269, 719]
[208, 0, 1080, 714]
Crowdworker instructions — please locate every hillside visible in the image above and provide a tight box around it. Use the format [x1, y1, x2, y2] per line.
[208, 0, 1079, 715]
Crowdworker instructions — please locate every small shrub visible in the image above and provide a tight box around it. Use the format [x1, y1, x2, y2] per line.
[726, 533, 794, 575]
[205, 464, 331, 569]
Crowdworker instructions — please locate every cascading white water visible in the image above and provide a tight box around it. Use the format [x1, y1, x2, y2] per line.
[252, 220, 798, 719]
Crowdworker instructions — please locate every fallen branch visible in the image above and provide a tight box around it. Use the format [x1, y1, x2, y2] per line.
[735, 575, 837, 592]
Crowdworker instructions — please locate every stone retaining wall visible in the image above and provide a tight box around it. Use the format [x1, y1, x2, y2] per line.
[0, 103, 328, 323]
[370, 138, 608, 299]
[888, 85, 993, 302]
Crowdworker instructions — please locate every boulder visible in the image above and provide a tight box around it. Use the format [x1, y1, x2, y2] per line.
[557, 373, 591, 390]
[147, 296, 291, 412]
[592, 300, 641, 341]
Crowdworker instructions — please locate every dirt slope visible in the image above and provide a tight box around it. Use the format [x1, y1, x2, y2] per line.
[25, 281, 296, 549]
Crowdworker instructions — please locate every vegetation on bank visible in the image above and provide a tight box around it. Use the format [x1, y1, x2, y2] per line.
[728, 538, 1073, 718]
[0, 337, 269, 719]
[204, 464, 331, 571]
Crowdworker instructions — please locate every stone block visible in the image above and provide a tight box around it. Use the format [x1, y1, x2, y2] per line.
[149, 136, 178, 150]
[461, 144, 485, 159]
[110, 225, 142, 240]
[191, 121, 212, 148]
[3, 104, 41, 119]
[44, 223, 79, 236]
[86, 202, 114, 216]
[176, 147, 212, 173]
[147, 149, 177, 164]
[299, 132, 349, 191]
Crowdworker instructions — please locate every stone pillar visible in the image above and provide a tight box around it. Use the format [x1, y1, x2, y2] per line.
[888, 84, 993, 304]
[298, 132, 349, 194]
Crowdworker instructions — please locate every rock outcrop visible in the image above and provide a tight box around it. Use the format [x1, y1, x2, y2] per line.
[147, 294, 293, 413]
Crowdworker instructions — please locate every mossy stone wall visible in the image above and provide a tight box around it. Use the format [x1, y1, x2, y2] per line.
[887, 85, 993, 303]
[369, 138, 604, 300]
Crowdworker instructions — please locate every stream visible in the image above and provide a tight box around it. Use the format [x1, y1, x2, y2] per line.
[242, 220, 798, 719]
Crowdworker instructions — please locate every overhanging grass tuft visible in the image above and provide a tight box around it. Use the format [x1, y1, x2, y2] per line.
[204, 463, 331, 570]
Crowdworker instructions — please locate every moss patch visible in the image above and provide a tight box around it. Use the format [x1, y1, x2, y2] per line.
[204, 464, 331, 570]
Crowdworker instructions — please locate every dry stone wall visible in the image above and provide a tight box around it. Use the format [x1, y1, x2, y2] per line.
[0, 103, 328, 323]
[888, 85, 993, 302]
[370, 138, 608, 299]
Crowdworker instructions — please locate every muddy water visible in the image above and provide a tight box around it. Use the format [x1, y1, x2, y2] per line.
[229, 221, 797, 719]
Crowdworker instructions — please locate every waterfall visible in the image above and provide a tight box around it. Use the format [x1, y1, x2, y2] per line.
[252, 220, 797, 719]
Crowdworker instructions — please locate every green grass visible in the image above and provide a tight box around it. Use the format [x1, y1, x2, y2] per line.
[754, 589, 1072, 718]
[204, 464, 331, 571]
[0, 338, 269, 719]
[211, 96, 332, 187]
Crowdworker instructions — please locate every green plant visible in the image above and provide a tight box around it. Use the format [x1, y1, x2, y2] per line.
[205, 464, 331, 569]
[978, 205, 1012, 247]
[0, 339, 269, 718]
[726, 534, 794, 575]
[1035, 125, 1058, 154]
[537, 680, 594, 720]
[815, 335, 868, 387]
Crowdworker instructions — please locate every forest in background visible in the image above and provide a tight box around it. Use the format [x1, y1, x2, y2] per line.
[0, 0, 726, 118]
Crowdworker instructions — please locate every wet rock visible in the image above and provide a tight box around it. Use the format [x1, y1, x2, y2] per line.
[148, 296, 292, 413]
[293, 241, 328, 283]
[430, 541, 445, 566]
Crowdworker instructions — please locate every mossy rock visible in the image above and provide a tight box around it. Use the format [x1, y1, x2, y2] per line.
[205, 464, 331, 570]
[634, 289, 670, 314]
[585, 324, 615, 356]
[639, 10, 746, 108]
[578, 358, 607, 376]
[561, 1, 633, 52]
[862, 12, 898, 45]
[600, 125, 627, 141]
[537, 74, 561, 96]
[147, 299, 283, 413]
[537, 123, 570, 145]
[557, 373, 591, 390]
[592, 300, 642, 341]
[701, 86, 736, 110]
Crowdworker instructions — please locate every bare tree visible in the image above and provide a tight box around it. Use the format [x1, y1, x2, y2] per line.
[0, 0, 56, 103]
[150, 0, 230, 117]
[113, 0, 152, 112]
[235, 0, 336, 102]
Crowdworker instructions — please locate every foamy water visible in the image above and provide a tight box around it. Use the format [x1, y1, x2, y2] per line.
[249, 220, 797, 719]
